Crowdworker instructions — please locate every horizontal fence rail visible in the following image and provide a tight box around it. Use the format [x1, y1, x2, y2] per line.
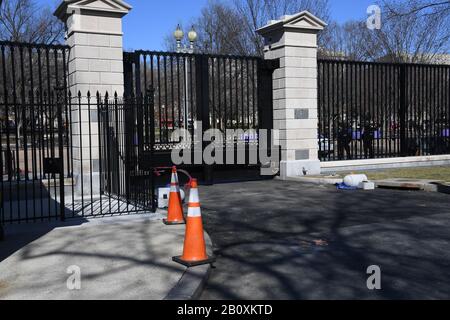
[318, 60, 450, 161]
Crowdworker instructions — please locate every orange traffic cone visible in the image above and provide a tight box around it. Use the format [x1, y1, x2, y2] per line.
[173, 179, 215, 267]
[163, 167, 185, 225]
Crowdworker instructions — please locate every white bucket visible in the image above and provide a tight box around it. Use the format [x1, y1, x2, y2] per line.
[343, 174, 368, 188]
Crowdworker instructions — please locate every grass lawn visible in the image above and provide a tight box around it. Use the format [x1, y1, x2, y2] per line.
[341, 166, 450, 182]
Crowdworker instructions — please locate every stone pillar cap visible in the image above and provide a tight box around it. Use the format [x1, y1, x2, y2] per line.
[257, 10, 327, 36]
[54, 0, 132, 22]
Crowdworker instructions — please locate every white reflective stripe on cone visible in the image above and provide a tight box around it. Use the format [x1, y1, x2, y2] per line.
[187, 206, 201, 217]
[188, 188, 199, 203]
[170, 184, 180, 193]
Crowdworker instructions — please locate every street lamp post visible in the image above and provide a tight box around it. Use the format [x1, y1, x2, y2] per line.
[174, 25, 197, 140]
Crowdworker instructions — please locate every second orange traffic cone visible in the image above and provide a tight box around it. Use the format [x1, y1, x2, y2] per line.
[163, 167, 185, 225]
[173, 179, 215, 267]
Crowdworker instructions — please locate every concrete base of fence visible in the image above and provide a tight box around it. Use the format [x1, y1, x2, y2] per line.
[280, 160, 321, 179]
[321, 155, 450, 173]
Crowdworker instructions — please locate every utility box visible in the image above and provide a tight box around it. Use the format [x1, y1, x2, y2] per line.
[158, 187, 185, 209]
[360, 181, 376, 190]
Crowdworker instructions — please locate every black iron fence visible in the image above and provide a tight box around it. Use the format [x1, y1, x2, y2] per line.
[0, 41, 70, 223]
[0, 89, 156, 224]
[0, 41, 277, 224]
[318, 60, 450, 161]
[0, 89, 67, 223]
[124, 51, 274, 143]
[123, 50, 278, 184]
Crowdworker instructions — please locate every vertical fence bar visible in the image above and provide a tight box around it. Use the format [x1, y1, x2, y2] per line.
[57, 89, 65, 221]
[77, 92, 84, 216]
[399, 64, 407, 156]
[96, 92, 103, 216]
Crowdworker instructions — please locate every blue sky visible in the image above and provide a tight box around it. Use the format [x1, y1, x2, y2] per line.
[36, 0, 376, 50]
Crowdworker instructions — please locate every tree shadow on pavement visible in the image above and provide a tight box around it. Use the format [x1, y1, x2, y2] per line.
[198, 180, 450, 300]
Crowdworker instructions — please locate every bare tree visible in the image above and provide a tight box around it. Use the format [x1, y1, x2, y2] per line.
[319, 21, 373, 60]
[321, 0, 450, 64]
[0, 0, 64, 44]
[374, 0, 450, 63]
[165, 0, 331, 56]
[233, 0, 331, 55]
[195, 1, 250, 55]
[383, 0, 450, 17]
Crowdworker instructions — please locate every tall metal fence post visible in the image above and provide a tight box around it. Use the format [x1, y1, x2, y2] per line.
[146, 86, 156, 211]
[0, 188, 4, 239]
[56, 88, 66, 221]
[399, 64, 407, 157]
[257, 59, 279, 152]
[195, 55, 213, 185]
[123, 53, 135, 97]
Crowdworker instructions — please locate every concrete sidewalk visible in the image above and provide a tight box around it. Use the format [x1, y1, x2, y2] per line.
[0, 213, 212, 300]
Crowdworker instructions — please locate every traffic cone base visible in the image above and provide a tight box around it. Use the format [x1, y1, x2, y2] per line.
[172, 255, 215, 268]
[163, 218, 185, 226]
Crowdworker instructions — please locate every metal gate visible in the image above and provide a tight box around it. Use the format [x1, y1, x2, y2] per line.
[97, 91, 156, 213]
[123, 50, 279, 185]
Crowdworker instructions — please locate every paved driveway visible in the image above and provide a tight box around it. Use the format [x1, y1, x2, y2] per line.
[198, 180, 450, 299]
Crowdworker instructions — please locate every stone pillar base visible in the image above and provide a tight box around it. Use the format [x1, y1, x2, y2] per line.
[75, 172, 101, 198]
[280, 160, 321, 179]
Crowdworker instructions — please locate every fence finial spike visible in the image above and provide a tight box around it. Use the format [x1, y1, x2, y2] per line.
[78, 90, 82, 98]
[105, 91, 109, 99]
[96, 91, 100, 99]
[114, 91, 118, 98]
[87, 90, 91, 98]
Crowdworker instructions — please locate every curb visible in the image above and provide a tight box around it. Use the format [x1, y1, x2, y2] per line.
[164, 231, 214, 300]
[435, 183, 450, 195]
[280, 175, 450, 195]
[375, 179, 450, 195]
[276, 176, 343, 185]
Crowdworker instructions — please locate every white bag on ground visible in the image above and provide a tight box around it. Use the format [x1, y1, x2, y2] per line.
[343, 174, 368, 188]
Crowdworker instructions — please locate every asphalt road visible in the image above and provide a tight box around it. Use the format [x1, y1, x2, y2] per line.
[198, 180, 450, 300]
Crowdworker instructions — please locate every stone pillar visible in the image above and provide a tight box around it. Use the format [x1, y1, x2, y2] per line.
[257, 11, 326, 178]
[55, 0, 132, 196]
